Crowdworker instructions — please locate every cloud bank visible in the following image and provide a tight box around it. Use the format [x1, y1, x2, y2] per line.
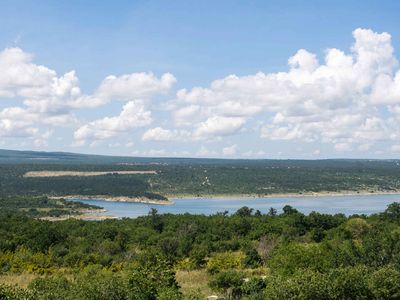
[1, 28, 400, 157]
[166, 29, 400, 153]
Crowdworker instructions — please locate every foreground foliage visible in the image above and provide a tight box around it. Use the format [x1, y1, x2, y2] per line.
[0, 200, 400, 299]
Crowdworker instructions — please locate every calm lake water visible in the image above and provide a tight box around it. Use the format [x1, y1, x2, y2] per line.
[73, 194, 400, 219]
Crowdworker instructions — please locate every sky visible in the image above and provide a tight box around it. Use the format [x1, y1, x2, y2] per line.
[0, 0, 400, 159]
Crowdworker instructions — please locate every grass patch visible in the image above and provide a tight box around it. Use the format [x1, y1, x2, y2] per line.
[0, 273, 40, 289]
[176, 269, 214, 297]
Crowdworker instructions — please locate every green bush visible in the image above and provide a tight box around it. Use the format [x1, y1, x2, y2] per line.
[268, 243, 332, 275]
[206, 252, 245, 274]
[0, 284, 33, 300]
[209, 270, 244, 299]
[368, 267, 400, 299]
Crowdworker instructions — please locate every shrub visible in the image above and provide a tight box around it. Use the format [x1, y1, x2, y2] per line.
[206, 252, 245, 274]
[209, 270, 244, 299]
[368, 266, 400, 299]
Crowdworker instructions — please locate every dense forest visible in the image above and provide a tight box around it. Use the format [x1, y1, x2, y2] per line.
[2, 159, 400, 200]
[0, 164, 166, 200]
[0, 198, 400, 299]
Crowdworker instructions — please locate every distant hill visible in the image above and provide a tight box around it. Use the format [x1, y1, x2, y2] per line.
[0, 148, 399, 167]
[0, 149, 233, 165]
[2, 148, 400, 198]
[0, 149, 99, 163]
[0, 149, 169, 164]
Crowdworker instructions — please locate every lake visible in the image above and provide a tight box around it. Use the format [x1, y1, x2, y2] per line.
[73, 193, 400, 219]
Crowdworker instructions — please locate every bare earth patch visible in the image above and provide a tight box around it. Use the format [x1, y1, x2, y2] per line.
[23, 170, 157, 177]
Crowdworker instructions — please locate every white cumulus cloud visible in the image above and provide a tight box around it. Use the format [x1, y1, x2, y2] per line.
[142, 127, 191, 141]
[222, 144, 238, 156]
[0, 47, 176, 147]
[193, 116, 246, 139]
[96, 72, 176, 102]
[2, 28, 400, 156]
[167, 28, 400, 152]
[74, 100, 152, 144]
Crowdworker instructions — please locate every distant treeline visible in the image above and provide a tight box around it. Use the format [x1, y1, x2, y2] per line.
[2, 160, 400, 200]
[150, 160, 400, 195]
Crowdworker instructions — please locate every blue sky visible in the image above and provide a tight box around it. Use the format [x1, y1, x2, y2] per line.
[1, 0, 400, 158]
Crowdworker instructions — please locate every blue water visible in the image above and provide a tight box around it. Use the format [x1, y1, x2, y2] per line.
[72, 194, 400, 219]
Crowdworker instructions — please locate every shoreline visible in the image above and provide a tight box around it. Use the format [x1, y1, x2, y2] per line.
[49, 190, 400, 207]
[50, 195, 174, 205]
[44, 190, 400, 221]
[167, 190, 400, 200]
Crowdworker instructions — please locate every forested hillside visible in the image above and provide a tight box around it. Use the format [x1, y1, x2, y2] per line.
[2, 158, 400, 199]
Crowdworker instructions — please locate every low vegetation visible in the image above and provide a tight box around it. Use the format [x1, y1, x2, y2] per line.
[0, 198, 399, 299]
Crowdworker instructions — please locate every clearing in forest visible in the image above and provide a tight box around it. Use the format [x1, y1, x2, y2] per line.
[24, 170, 157, 177]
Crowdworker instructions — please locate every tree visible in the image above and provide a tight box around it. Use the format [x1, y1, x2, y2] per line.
[344, 218, 371, 239]
[268, 243, 332, 275]
[244, 247, 262, 268]
[149, 208, 164, 233]
[235, 206, 253, 217]
[328, 266, 372, 299]
[384, 202, 400, 222]
[264, 269, 331, 300]
[209, 271, 244, 299]
[127, 254, 181, 300]
[368, 267, 400, 299]
[282, 205, 298, 215]
[254, 209, 262, 217]
[267, 207, 277, 217]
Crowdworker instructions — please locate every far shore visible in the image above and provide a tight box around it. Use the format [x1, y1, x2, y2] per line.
[48, 190, 400, 207]
[43, 190, 400, 221]
[166, 190, 400, 200]
[50, 195, 174, 205]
